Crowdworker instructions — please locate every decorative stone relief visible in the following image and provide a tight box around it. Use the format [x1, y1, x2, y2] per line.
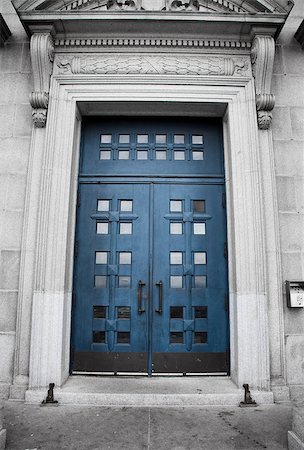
[29, 33, 54, 128]
[107, 0, 138, 10]
[251, 35, 275, 130]
[169, 0, 199, 11]
[56, 55, 250, 77]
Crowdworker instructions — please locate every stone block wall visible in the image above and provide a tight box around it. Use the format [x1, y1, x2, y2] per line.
[272, 0, 304, 398]
[0, 0, 32, 398]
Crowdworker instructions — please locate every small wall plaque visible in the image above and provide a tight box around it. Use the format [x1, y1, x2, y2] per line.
[286, 281, 304, 308]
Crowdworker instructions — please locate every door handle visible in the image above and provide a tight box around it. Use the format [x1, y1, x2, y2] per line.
[155, 281, 163, 314]
[137, 280, 146, 314]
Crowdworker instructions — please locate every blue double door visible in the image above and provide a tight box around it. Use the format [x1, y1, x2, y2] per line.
[72, 118, 229, 374]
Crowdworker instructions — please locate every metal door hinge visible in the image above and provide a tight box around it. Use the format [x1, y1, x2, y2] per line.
[222, 192, 226, 209]
[224, 242, 228, 259]
[77, 190, 81, 207]
[75, 241, 79, 257]
[72, 292, 76, 307]
[225, 294, 229, 311]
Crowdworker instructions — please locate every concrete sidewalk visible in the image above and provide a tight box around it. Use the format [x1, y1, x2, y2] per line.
[3, 402, 292, 450]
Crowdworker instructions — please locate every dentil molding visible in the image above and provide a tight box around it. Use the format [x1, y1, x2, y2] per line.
[55, 55, 251, 76]
[251, 35, 275, 130]
[29, 33, 54, 128]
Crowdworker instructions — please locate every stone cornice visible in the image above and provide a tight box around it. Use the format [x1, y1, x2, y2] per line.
[0, 14, 12, 46]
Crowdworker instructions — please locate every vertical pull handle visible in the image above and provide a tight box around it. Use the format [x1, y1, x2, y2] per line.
[155, 281, 163, 314]
[137, 280, 146, 314]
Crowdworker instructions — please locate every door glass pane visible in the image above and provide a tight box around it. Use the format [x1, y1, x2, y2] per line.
[117, 332, 130, 344]
[170, 332, 183, 343]
[97, 223, 109, 234]
[194, 306, 207, 319]
[192, 151, 204, 161]
[119, 276, 131, 288]
[100, 134, 112, 144]
[120, 200, 133, 212]
[95, 275, 107, 288]
[194, 276, 207, 288]
[117, 306, 131, 319]
[170, 223, 183, 235]
[137, 150, 148, 160]
[194, 252, 206, 265]
[170, 252, 183, 265]
[156, 134, 166, 144]
[137, 134, 148, 144]
[174, 135, 185, 144]
[118, 151, 129, 160]
[193, 223, 206, 235]
[120, 223, 132, 234]
[100, 150, 112, 160]
[156, 151, 166, 160]
[119, 252, 132, 265]
[194, 332, 207, 344]
[96, 252, 108, 264]
[193, 200, 205, 212]
[93, 306, 107, 319]
[170, 306, 183, 318]
[97, 200, 110, 211]
[119, 134, 130, 144]
[93, 331, 106, 343]
[170, 200, 182, 212]
[174, 151, 185, 160]
[192, 135, 203, 145]
[170, 276, 183, 288]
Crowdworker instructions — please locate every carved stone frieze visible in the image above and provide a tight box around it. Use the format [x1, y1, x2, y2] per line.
[251, 35, 275, 130]
[29, 33, 54, 128]
[56, 55, 250, 77]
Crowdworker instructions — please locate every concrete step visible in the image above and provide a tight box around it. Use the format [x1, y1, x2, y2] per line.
[25, 376, 274, 407]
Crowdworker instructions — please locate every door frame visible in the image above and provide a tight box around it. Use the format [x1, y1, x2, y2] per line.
[15, 73, 284, 396]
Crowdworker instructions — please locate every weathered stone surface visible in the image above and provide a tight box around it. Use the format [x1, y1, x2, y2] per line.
[0, 334, 15, 384]
[285, 336, 304, 385]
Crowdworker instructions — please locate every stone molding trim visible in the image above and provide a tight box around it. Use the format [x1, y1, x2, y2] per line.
[29, 33, 54, 128]
[0, 14, 11, 46]
[56, 55, 250, 76]
[55, 37, 252, 50]
[251, 35, 275, 130]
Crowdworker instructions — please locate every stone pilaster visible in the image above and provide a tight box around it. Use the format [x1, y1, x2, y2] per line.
[29, 33, 54, 127]
[251, 35, 275, 130]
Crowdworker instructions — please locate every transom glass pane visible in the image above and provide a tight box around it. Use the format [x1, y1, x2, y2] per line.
[119, 276, 131, 288]
[170, 306, 183, 319]
[137, 150, 148, 160]
[170, 252, 183, 265]
[194, 252, 206, 265]
[93, 306, 107, 319]
[193, 200, 205, 212]
[97, 223, 109, 235]
[170, 276, 183, 288]
[170, 223, 183, 235]
[120, 223, 132, 234]
[192, 135, 203, 145]
[118, 151, 129, 160]
[100, 134, 112, 144]
[117, 306, 131, 319]
[193, 223, 206, 235]
[174, 151, 185, 160]
[120, 200, 133, 212]
[100, 150, 111, 160]
[119, 134, 130, 144]
[97, 200, 110, 211]
[95, 252, 108, 264]
[170, 200, 182, 212]
[194, 276, 207, 288]
[95, 275, 107, 288]
[137, 134, 148, 144]
[174, 135, 185, 144]
[156, 134, 166, 144]
[119, 252, 132, 265]
[156, 151, 167, 160]
[192, 151, 204, 161]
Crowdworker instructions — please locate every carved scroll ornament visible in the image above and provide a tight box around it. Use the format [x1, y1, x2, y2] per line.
[56, 55, 249, 76]
[29, 33, 54, 128]
[251, 35, 275, 130]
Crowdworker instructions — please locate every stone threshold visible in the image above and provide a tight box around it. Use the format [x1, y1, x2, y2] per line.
[25, 376, 274, 407]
